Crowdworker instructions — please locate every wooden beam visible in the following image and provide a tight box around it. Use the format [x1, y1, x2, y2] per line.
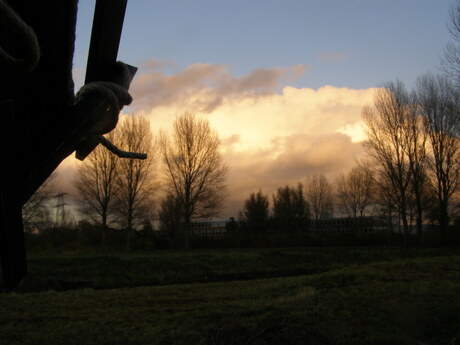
[85, 0, 127, 84]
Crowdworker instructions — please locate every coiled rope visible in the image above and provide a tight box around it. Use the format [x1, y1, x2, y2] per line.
[75, 81, 147, 160]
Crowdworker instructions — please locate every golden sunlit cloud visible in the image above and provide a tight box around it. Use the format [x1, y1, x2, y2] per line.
[60, 62, 377, 218]
[127, 62, 377, 216]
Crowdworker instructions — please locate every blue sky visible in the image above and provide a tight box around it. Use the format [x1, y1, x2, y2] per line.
[74, 0, 451, 90]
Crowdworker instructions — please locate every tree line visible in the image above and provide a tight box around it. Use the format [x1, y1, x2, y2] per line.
[76, 116, 155, 249]
[238, 168, 372, 234]
[23, 113, 228, 250]
[362, 76, 460, 240]
[24, 80, 460, 246]
[237, 74, 460, 239]
[51, 113, 225, 249]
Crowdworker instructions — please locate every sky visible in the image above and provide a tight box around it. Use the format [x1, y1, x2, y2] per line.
[58, 0, 454, 219]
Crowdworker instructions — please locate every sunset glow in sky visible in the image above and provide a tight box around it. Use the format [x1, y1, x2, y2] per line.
[61, 1, 454, 217]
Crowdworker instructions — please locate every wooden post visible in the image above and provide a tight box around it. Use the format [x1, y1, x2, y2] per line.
[85, 0, 128, 84]
[0, 101, 26, 290]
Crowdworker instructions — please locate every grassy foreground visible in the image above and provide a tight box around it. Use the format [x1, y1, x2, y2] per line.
[1, 248, 460, 344]
[4, 246, 460, 292]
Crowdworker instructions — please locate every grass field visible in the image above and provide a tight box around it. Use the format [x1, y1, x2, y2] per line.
[1, 247, 460, 344]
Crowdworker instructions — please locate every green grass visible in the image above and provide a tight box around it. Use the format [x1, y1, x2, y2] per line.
[6, 246, 460, 292]
[1, 247, 460, 344]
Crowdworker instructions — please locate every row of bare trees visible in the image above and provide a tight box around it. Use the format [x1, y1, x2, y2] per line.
[363, 75, 460, 238]
[240, 132, 459, 237]
[238, 167, 378, 234]
[29, 81, 460, 243]
[358, 1, 460, 239]
[239, 173, 335, 233]
[75, 116, 155, 249]
[74, 113, 228, 249]
[244, 75, 460, 238]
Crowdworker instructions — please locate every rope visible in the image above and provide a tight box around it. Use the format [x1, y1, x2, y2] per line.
[99, 135, 147, 160]
[75, 81, 147, 160]
[0, 0, 40, 71]
[75, 81, 132, 134]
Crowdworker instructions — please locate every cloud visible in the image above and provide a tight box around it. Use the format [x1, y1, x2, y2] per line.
[222, 134, 241, 148]
[130, 62, 310, 113]
[60, 63, 377, 219]
[130, 66, 377, 216]
[319, 52, 347, 63]
[221, 132, 365, 216]
[204, 85, 375, 151]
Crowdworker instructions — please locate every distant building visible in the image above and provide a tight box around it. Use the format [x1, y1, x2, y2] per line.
[189, 216, 393, 236]
[190, 219, 232, 236]
[309, 216, 391, 233]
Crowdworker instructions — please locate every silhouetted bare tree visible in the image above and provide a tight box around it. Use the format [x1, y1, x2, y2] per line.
[405, 95, 428, 238]
[22, 173, 56, 232]
[336, 165, 374, 219]
[305, 174, 333, 221]
[415, 73, 460, 233]
[159, 113, 227, 246]
[75, 132, 119, 247]
[114, 116, 156, 250]
[373, 170, 399, 231]
[363, 82, 414, 235]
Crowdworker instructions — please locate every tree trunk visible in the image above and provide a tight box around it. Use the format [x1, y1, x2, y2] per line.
[400, 199, 410, 234]
[400, 200, 410, 246]
[183, 213, 190, 250]
[439, 199, 449, 236]
[101, 213, 107, 249]
[414, 186, 423, 242]
[126, 203, 133, 250]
